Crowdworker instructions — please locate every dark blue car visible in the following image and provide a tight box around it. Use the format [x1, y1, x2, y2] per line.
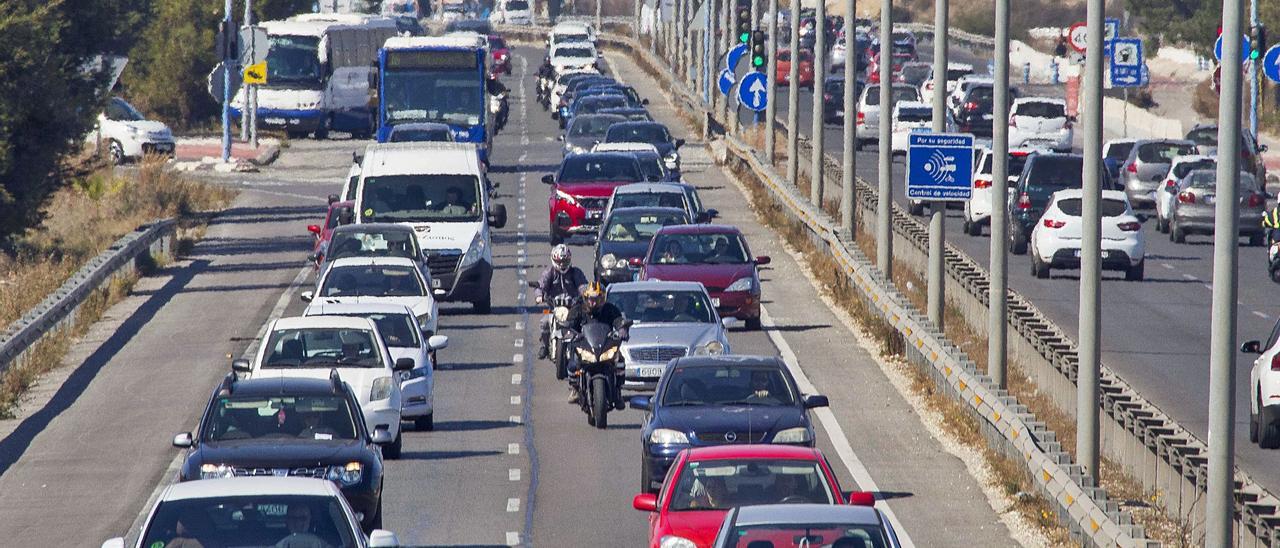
[630, 356, 829, 493]
[605, 121, 685, 175]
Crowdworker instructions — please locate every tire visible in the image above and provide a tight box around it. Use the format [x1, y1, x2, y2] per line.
[384, 430, 402, 459]
[641, 461, 653, 493]
[1031, 255, 1050, 279]
[473, 292, 492, 314]
[965, 219, 982, 236]
[1250, 233, 1266, 247]
[555, 348, 568, 380]
[591, 377, 609, 429]
[1262, 413, 1280, 449]
[367, 498, 383, 532]
[1171, 221, 1186, 243]
[1270, 264, 1280, 284]
[745, 317, 762, 330]
[1009, 231, 1028, 255]
[1251, 395, 1261, 443]
[1157, 216, 1169, 233]
[108, 140, 125, 165]
[414, 413, 434, 431]
[907, 201, 925, 216]
[1125, 260, 1145, 281]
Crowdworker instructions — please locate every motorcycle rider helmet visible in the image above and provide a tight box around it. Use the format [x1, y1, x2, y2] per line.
[583, 281, 605, 312]
[551, 244, 572, 273]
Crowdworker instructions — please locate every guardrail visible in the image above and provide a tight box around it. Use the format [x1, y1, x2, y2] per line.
[0, 219, 176, 376]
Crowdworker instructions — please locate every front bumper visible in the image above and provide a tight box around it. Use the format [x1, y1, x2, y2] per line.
[1173, 210, 1265, 236]
[711, 290, 760, 320]
[642, 444, 685, 490]
[341, 480, 382, 529]
[431, 258, 494, 303]
[362, 401, 401, 438]
[235, 107, 326, 133]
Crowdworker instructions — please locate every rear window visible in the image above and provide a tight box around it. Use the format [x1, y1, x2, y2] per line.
[1172, 159, 1214, 179]
[1056, 198, 1128, 217]
[978, 152, 1030, 175]
[1137, 142, 1196, 163]
[1186, 127, 1217, 147]
[559, 155, 643, 183]
[1024, 157, 1084, 198]
[507, 0, 529, 8]
[897, 108, 931, 123]
[1187, 170, 1259, 191]
[865, 86, 919, 106]
[1105, 142, 1135, 161]
[966, 86, 994, 104]
[1014, 101, 1065, 118]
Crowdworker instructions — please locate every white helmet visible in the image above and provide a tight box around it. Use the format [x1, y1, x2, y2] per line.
[551, 244, 572, 272]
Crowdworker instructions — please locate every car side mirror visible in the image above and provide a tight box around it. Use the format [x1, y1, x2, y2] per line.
[706, 208, 720, 219]
[101, 538, 126, 548]
[675, 138, 685, 148]
[629, 395, 651, 410]
[371, 428, 394, 445]
[489, 204, 508, 228]
[428, 335, 449, 351]
[848, 491, 876, 506]
[721, 317, 740, 329]
[368, 530, 400, 548]
[1260, 144, 1269, 152]
[1242, 340, 1263, 354]
[632, 493, 658, 512]
[307, 224, 322, 236]
[803, 394, 830, 408]
[172, 432, 194, 448]
[232, 359, 252, 373]
[394, 357, 415, 371]
[308, 252, 322, 263]
[300, 291, 314, 303]
[642, 98, 650, 105]
[542, 174, 556, 185]
[755, 256, 771, 265]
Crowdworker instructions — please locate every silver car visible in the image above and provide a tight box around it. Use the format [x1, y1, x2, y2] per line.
[605, 281, 734, 390]
[1169, 169, 1267, 246]
[1120, 139, 1197, 208]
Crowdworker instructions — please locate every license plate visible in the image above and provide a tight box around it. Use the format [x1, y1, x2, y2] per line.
[587, 210, 602, 220]
[431, 278, 441, 288]
[264, 117, 286, 125]
[711, 297, 721, 307]
[1073, 249, 1081, 258]
[638, 366, 664, 378]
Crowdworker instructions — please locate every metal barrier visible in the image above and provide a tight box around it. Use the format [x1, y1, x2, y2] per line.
[0, 219, 177, 375]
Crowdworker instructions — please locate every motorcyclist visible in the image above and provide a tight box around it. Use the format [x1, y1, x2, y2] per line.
[1264, 205, 1280, 247]
[536, 244, 589, 360]
[563, 281, 629, 408]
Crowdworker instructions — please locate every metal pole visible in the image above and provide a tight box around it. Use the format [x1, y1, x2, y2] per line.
[989, 0, 1009, 388]
[1250, 0, 1259, 138]
[705, 0, 714, 106]
[926, 0, 947, 330]
[723, 0, 734, 130]
[247, 0, 258, 149]
[876, 0, 892, 276]
[1077, 0, 1104, 480]
[636, 0, 642, 39]
[241, 0, 251, 143]
[785, 0, 800, 186]
[809, 0, 826, 208]
[1207, 0, 1245, 541]
[839, 0, 856, 239]
[597, 0, 603, 34]
[764, 0, 779, 163]
[221, 0, 232, 163]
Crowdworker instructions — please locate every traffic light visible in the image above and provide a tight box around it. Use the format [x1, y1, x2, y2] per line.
[1254, 24, 1267, 61]
[750, 30, 767, 70]
[735, 0, 752, 44]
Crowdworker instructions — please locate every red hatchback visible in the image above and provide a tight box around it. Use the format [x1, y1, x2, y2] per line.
[633, 445, 867, 548]
[640, 225, 769, 329]
[307, 200, 354, 268]
[775, 49, 815, 89]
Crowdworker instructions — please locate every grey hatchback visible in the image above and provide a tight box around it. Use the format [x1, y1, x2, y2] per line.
[1168, 169, 1267, 245]
[1120, 139, 1198, 208]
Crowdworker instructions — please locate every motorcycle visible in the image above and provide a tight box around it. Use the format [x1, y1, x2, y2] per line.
[489, 91, 509, 133]
[567, 319, 628, 429]
[1270, 240, 1280, 284]
[527, 281, 576, 380]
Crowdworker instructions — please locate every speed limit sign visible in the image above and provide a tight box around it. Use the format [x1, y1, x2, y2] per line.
[1068, 22, 1088, 53]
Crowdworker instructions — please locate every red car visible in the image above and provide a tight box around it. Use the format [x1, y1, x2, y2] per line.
[775, 49, 814, 89]
[640, 225, 769, 329]
[543, 152, 647, 244]
[488, 35, 511, 75]
[307, 200, 354, 267]
[632, 444, 870, 548]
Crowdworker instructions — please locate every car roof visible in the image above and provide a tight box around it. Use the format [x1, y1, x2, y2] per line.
[384, 34, 485, 50]
[595, 142, 660, 154]
[1013, 96, 1066, 106]
[360, 142, 482, 177]
[273, 315, 376, 330]
[731, 504, 884, 527]
[686, 443, 822, 460]
[161, 477, 338, 502]
[225, 375, 348, 398]
[614, 182, 688, 193]
[655, 223, 742, 235]
[331, 223, 414, 236]
[1134, 138, 1195, 146]
[1052, 189, 1127, 202]
[304, 302, 415, 316]
[328, 256, 420, 268]
[563, 151, 637, 162]
[606, 280, 709, 293]
[610, 120, 665, 130]
[570, 113, 626, 125]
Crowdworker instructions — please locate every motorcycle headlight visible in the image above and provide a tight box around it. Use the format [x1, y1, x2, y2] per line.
[554, 306, 570, 323]
[460, 234, 486, 269]
[576, 346, 597, 362]
[773, 427, 813, 444]
[725, 276, 755, 292]
[199, 463, 236, 479]
[326, 462, 363, 486]
[649, 428, 690, 444]
[600, 253, 618, 270]
[599, 346, 618, 361]
[694, 340, 725, 356]
[555, 189, 580, 206]
[370, 376, 394, 401]
[659, 535, 698, 548]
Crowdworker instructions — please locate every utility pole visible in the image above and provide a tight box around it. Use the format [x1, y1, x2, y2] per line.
[785, 0, 801, 186]
[764, 0, 779, 163]
[1206, 0, 1245, 542]
[1077, 0, 1104, 481]
[1249, 0, 1259, 138]
[876, 0, 892, 277]
[839, 0, 856, 239]
[221, 0, 233, 163]
[926, 0, 947, 330]
[723, 0, 734, 130]
[809, 0, 827, 209]
[597, 0, 603, 34]
[989, 0, 1010, 388]
[246, 0, 258, 149]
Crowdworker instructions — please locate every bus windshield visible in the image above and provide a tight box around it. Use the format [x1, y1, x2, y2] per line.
[384, 68, 484, 127]
[265, 35, 323, 89]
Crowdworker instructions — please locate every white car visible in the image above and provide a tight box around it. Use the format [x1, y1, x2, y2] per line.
[89, 97, 175, 164]
[889, 101, 936, 157]
[550, 41, 599, 74]
[549, 68, 599, 107]
[244, 315, 409, 457]
[304, 256, 440, 335]
[1154, 154, 1215, 233]
[492, 0, 532, 24]
[1029, 189, 1144, 280]
[102, 477, 399, 548]
[920, 62, 975, 104]
[854, 83, 922, 149]
[1008, 97, 1073, 152]
[304, 302, 449, 431]
[962, 146, 1040, 235]
[1242, 321, 1280, 448]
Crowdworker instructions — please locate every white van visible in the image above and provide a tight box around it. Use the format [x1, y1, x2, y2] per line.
[353, 142, 507, 313]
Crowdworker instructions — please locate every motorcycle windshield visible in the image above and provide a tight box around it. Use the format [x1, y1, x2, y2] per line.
[581, 321, 613, 353]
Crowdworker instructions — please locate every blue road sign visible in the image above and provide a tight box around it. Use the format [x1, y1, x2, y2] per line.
[725, 43, 748, 72]
[718, 68, 736, 95]
[1264, 45, 1280, 84]
[738, 72, 768, 112]
[907, 133, 975, 201]
[1103, 18, 1119, 58]
[1215, 33, 1251, 64]
[1110, 38, 1143, 88]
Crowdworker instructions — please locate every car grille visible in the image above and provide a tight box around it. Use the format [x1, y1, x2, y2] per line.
[426, 252, 463, 277]
[630, 346, 687, 363]
[579, 197, 609, 210]
[695, 430, 770, 445]
[233, 467, 328, 478]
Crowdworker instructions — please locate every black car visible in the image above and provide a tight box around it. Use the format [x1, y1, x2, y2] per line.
[953, 83, 995, 137]
[604, 121, 685, 174]
[630, 356, 830, 493]
[821, 75, 864, 124]
[595, 207, 690, 283]
[173, 372, 390, 531]
[1007, 153, 1118, 254]
[581, 84, 647, 108]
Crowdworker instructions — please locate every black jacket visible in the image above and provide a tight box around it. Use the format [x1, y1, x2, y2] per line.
[565, 301, 628, 337]
[536, 266, 588, 303]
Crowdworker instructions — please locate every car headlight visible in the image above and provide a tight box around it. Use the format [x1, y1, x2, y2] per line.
[694, 340, 725, 355]
[326, 462, 363, 486]
[660, 535, 698, 548]
[576, 346, 597, 362]
[555, 189, 580, 206]
[370, 376, 394, 401]
[773, 427, 813, 444]
[649, 428, 690, 444]
[200, 463, 236, 479]
[600, 253, 618, 270]
[725, 276, 755, 292]
[459, 234, 486, 269]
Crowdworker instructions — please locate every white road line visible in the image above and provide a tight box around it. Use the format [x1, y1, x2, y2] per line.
[513, 353, 524, 363]
[1160, 263, 1174, 270]
[1182, 273, 1197, 280]
[1255, 311, 1269, 319]
[506, 498, 520, 512]
[514, 338, 525, 348]
[510, 395, 522, 405]
[509, 415, 522, 424]
[506, 532, 521, 546]
[509, 468, 522, 481]
[512, 373, 523, 384]
[515, 321, 525, 330]
[509, 442, 520, 454]
[759, 306, 917, 548]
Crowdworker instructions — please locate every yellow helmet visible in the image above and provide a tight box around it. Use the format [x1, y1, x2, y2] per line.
[583, 281, 605, 311]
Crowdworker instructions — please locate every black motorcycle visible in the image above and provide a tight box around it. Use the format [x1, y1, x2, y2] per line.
[568, 319, 628, 429]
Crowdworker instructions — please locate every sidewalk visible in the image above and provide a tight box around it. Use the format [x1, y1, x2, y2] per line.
[174, 137, 281, 165]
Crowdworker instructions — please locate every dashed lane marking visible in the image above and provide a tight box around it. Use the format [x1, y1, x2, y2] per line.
[1255, 311, 1269, 319]
[510, 395, 521, 405]
[509, 415, 522, 424]
[514, 338, 524, 348]
[506, 498, 520, 512]
[506, 532, 520, 546]
[1160, 263, 1174, 270]
[512, 373, 523, 384]
[509, 468, 522, 481]
[508, 443, 520, 455]
[513, 353, 524, 363]
[1182, 273, 1197, 280]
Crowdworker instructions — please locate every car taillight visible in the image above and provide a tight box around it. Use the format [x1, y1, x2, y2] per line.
[1248, 193, 1265, 207]
[974, 179, 992, 189]
[1017, 193, 1031, 209]
[1178, 191, 1196, 204]
[964, 101, 978, 111]
[823, 94, 832, 101]
[1117, 221, 1141, 231]
[1126, 162, 1138, 174]
[1271, 353, 1280, 371]
[856, 111, 866, 124]
[1164, 180, 1178, 190]
[1043, 218, 1065, 229]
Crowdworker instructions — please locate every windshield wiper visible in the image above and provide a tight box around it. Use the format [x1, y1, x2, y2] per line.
[660, 401, 704, 407]
[719, 399, 776, 406]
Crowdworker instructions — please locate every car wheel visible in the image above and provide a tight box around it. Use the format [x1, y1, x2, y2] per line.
[549, 227, 563, 246]
[368, 498, 383, 532]
[384, 430, 403, 459]
[965, 219, 982, 236]
[1171, 221, 1187, 243]
[1250, 233, 1266, 247]
[641, 461, 653, 493]
[1252, 395, 1261, 443]
[414, 413, 434, 431]
[1125, 260, 1144, 281]
[591, 377, 609, 429]
[1009, 231, 1028, 255]
[1032, 255, 1050, 279]
[473, 292, 492, 314]
[108, 140, 125, 165]
[745, 317, 762, 330]
[1262, 415, 1280, 449]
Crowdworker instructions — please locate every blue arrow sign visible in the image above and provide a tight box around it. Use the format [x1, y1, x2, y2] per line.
[907, 133, 975, 201]
[1110, 38, 1143, 88]
[724, 43, 748, 72]
[1215, 33, 1251, 64]
[738, 72, 768, 112]
[718, 68, 736, 95]
[1264, 45, 1280, 84]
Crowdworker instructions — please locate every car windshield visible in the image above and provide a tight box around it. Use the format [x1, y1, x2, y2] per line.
[603, 210, 687, 242]
[203, 394, 359, 442]
[107, 98, 145, 121]
[327, 230, 418, 262]
[1186, 127, 1217, 147]
[669, 458, 834, 511]
[555, 46, 594, 58]
[577, 96, 629, 114]
[650, 233, 750, 264]
[556, 33, 590, 44]
[1024, 157, 1085, 200]
[633, 154, 667, 180]
[1014, 101, 1065, 118]
[142, 495, 358, 548]
[1055, 198, 1128, 217]
[558, 155, 643, 183]
[864, 86, 918, 106]
[1105, 142, 1135, 161]
[607, 290, 714, 323]
[568, 115, 624, 138]
[1137, 142, 1196, 163]
[360, 174, 482, 222]
[662, 365, 795, 406]
[265, 35, 323, 88]
[614, 191, 686, 210]
[263, 327, 383, 369]
[726, 523, 891, 548]
[978, 152, 1031, 175]
[1172, 159, 1215, 179]
[607, 124, 671, 144]
[508, 0, 529, 8]
[334, 312, 420, 348]
[896, 108, 930, 123]
[389, 127, 452, 142]
[321, 265, 425, 298]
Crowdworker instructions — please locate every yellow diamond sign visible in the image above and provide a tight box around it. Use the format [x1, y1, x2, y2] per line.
[243, 61, 267, 85]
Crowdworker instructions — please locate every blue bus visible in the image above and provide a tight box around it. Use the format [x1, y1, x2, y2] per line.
[375, 35, 493, 162]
